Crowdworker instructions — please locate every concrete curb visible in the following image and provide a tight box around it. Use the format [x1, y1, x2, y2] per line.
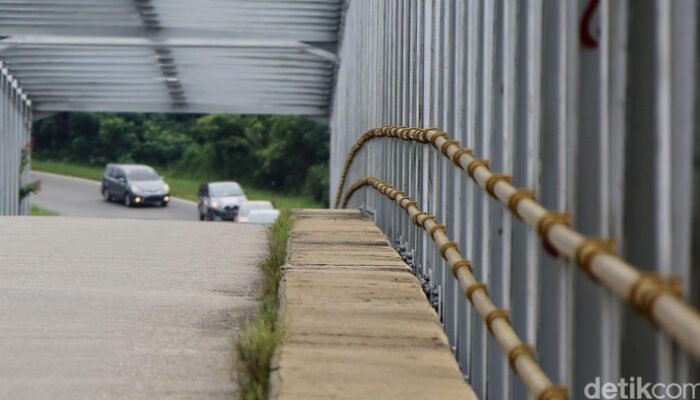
[271, 209, 477, 399]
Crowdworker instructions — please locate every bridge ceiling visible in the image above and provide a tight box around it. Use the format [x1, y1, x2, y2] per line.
[0, 0, 342, 117]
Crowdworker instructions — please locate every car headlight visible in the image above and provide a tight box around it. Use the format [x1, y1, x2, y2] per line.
[163, 183, 170, 192]
[211, 201, 220, 209]
[130, 185, 141, 192]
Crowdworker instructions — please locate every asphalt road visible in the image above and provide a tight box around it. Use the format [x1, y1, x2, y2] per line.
[31, 171, 198, 220]
[0, 216, 267, 399]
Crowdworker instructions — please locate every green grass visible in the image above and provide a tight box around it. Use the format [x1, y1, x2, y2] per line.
[234, 209, 293, 400]
[31, 204, 59, 216]
[31, 159, 323, 209]
[32, 159, 104, 181]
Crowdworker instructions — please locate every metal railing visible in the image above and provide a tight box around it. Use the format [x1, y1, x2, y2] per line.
[330, 1, 699, 398]
[0, 62, 32, 216]
[343, 176, 568, 400]
[338, 126, 700, 361]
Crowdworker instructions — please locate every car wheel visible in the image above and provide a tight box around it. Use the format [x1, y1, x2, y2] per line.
[102, 188, 111, 202]
[124, 193, 132, 207]
[206, 210, 213, 221]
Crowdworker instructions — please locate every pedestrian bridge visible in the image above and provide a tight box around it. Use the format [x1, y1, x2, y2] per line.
[2, 1, 700, 399]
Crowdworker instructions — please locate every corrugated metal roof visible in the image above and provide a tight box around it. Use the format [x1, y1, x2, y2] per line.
[0, 0, 342, 118]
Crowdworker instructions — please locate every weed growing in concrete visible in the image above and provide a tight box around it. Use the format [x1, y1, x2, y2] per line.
[234, 209, 293, 400]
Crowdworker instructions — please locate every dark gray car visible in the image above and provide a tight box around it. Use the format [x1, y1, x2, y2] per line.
[101, 164, 171, 207]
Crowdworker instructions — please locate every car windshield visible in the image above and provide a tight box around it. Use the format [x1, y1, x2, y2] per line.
[209, 182, 244, 197]
[240, 202, 273, 216]
[127, 168, 159, 181]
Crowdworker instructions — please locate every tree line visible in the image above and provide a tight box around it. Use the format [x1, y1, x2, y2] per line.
[33, 113, 330, 203]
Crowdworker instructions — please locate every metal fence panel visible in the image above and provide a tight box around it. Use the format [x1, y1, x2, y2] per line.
[0, 64, 31, 216]
[332, 0, 699, 397]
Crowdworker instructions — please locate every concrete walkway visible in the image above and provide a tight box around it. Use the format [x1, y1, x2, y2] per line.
[271, 209, 476, 399]
[0, 217, 266, 400]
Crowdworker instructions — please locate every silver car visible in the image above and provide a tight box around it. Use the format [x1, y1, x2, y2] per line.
[197, 181, 247, 221]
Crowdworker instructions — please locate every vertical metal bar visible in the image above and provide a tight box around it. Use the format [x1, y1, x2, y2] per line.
[22, 96, 31, 215]
[672, 0, 697, 381]
[501, 0, 518, 391]
[4, 69, 8, 216]
[415, 0, 425, 279]
[471, 0, 488, 394]
[654, 0, 675, 382]
[406, 0, 415, 260]
[562, 0, 579, 390]
[599, 0, 628, 387]
[0, 70, 5, 215]
[622, 0, 662, 382]
[664, 0, 696, 382]
[431, 0, 442, 322]
[391, 1, 400, 241]
[11, 81, 18, 214]
[510, 1, 541, 397]
[485, 0, 509, 397]
[537, 0, 577, 391]
[465, 0, 481, 390]
[574, 0, 616, 388]
[452, 0, 470, 376]
[422, 0, 433, 282]
[524, 0, 542, 350]
[441, 0, 457, 349]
